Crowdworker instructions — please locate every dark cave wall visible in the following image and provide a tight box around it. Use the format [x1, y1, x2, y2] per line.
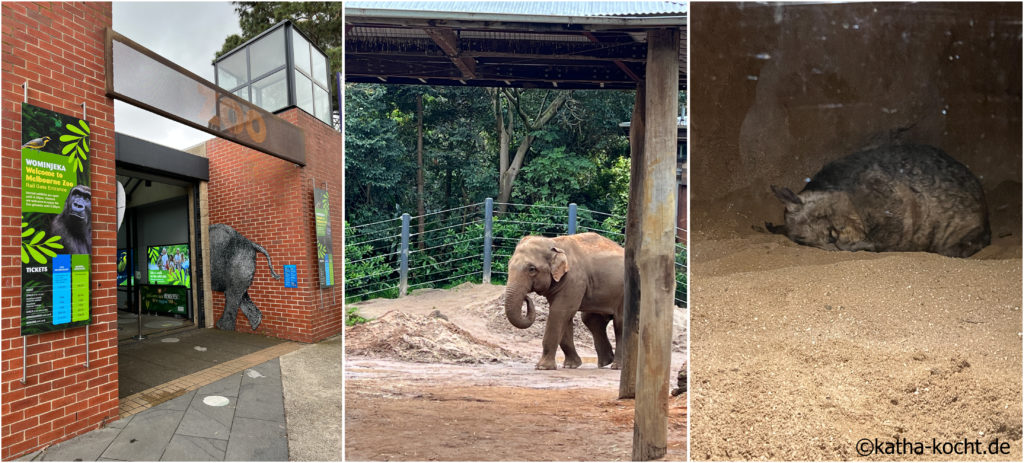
[691, 2, 1022, 237]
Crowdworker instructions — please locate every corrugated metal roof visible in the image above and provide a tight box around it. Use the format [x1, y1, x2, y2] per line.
[346, 1, 687, 19]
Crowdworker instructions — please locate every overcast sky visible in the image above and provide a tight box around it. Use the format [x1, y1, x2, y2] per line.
[112, 2, 242, 150]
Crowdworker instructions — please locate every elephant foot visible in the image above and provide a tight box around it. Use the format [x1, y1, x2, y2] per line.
[563, 357, 582, 369]
[215, 318, 235, 331]
[535, 360, 557, 370]
[610, 361, 621, 370]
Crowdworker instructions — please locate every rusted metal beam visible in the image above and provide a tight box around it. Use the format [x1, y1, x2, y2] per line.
[424, 27, 477, 79]
[631, 27, 679, 462]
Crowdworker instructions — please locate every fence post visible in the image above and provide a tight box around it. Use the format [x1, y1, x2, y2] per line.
[483, 198, 493, 284]
[399, 213, 410, 297]
[568, 203, 577, 234]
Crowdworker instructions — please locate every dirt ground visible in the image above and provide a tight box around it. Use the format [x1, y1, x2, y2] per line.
[345, 283, 687, 461]
[690, 191, 1022, 460]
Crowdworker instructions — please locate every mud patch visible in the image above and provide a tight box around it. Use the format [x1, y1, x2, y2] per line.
[346, 310, 520, 364]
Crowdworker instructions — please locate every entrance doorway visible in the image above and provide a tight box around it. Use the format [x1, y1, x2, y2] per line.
[116, 169, 198, 341]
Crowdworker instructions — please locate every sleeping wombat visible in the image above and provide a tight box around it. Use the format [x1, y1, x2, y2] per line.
[767, 144, 990, 257]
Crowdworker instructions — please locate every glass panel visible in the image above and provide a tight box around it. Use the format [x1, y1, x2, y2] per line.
[311, 48, 328, 87]
[234, 86, 249, 102]
[217, 51, 247, 89]
[295, 70, 314, 115]
[249, 27, 286, 80]
[252, 69, 288, 113]
[314, 84, 330, 124]
[292, 29, 311, 73]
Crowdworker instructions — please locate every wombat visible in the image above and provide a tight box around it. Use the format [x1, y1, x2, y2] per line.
[767, 144, 990, 258]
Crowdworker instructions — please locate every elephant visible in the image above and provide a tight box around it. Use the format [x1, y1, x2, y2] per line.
[502, 232, 624, 370]
[209, 224, 281, 331]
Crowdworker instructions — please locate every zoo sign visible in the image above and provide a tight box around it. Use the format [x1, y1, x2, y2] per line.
[20, 103, 92, 335]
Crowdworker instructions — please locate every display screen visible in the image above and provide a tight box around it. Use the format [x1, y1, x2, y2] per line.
[147, 244, 191, 288]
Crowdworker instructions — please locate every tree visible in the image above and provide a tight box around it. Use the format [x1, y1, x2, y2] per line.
[490, 89, 571, 212]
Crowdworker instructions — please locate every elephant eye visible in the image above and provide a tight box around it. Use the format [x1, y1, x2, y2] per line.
[528, 265, 537, 273]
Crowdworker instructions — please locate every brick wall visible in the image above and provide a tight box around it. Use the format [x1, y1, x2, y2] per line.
[1, 2, 119, 459]
[206, 108, 342, 343]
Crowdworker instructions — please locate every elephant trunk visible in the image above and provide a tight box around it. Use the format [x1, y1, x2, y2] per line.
[503, 285, 536, 329]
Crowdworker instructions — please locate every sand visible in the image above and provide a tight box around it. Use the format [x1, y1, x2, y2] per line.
[690, 230, 1022, 461]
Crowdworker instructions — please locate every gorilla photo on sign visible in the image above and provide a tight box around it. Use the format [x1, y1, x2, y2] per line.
[50, 185, 92, 255]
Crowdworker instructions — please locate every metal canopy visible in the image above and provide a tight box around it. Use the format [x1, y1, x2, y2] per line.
[345, 1, 687, 90]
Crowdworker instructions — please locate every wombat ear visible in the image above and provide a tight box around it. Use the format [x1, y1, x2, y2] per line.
[549, 247, 569, 282]
[771, 185, 803, 205]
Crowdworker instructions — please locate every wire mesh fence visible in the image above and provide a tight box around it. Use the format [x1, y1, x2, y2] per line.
[345, 199, 687, 307]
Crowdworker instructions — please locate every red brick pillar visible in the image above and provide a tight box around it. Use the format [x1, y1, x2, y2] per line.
[206, 108, 342, 343]
[1, 2, 119, 459]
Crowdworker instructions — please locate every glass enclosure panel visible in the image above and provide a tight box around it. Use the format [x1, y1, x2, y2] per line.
[234, 86, 250, 102]
[217, 51, 247, 89]
[294, 71, 314, 115]
[314, 84, 330, 124]
[249, 27, 286, 79]
[252, 69, 288, 112]
[311, 48, 328, 87]
[292, 30, 311, 73]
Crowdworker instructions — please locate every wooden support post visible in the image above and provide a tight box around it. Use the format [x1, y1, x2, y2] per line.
[618, 82, 646, 400]
[632, 28, 679, 462]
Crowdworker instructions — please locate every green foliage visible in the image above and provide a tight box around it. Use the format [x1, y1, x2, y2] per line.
[676, 245, 688, 307]
[344, 221, 396, 301]
[21, 222, 63, 264]
[168, 269, 191, 287]
[147, 247, 160, 263]
[346, 306, 369, 326]
[512, 147, 596, 206]
[59, 120, 90, 173]
[600, 156, 631, 234]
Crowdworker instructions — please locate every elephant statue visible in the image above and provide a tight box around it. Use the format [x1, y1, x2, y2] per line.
[209, 224, 281, 331]
[502, 232, 624, 370]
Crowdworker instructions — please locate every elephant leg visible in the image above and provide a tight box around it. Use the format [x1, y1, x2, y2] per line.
[239, 292, 263, 330]
[583, 312, 614, 368]
[610, 313, 623, 370]
[537, 306, 576, 370]
[559, 321, 582, 369]
[216, 287, 244, 331]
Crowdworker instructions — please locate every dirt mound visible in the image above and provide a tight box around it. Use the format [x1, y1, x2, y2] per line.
[479, 294, 688, 354]
[345, 311, 520, 364]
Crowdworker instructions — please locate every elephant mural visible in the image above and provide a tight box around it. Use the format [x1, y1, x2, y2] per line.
[502, 232, 624, 370]
[209, 224, 281, 331]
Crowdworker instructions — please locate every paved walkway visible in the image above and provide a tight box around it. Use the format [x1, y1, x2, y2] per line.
[25, 359, 288, 461]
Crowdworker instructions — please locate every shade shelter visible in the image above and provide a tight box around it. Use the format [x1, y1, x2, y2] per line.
[346, 2, 687, 459]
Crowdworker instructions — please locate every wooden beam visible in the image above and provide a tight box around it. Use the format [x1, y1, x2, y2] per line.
[582, 31, 642, 82]
[632, 28, 678, 462]
[619, 82, 645, 400]
[345, 35, 648, 62]
[424, 27, 477, 79]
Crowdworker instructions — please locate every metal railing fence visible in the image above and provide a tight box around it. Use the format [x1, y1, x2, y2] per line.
[345, 198, 687, 307]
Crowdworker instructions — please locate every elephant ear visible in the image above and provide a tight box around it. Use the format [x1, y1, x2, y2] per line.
[549, 247, 568, 282]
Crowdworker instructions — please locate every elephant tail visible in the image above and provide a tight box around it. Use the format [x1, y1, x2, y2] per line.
[253, 243, 282, 280]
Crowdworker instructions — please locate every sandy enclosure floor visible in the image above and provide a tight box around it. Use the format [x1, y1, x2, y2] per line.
[690, 232, 1022, 461]
[345, 283, 687, 461]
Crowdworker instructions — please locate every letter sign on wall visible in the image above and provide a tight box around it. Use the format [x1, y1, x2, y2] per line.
[20, 103, 92, 335]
